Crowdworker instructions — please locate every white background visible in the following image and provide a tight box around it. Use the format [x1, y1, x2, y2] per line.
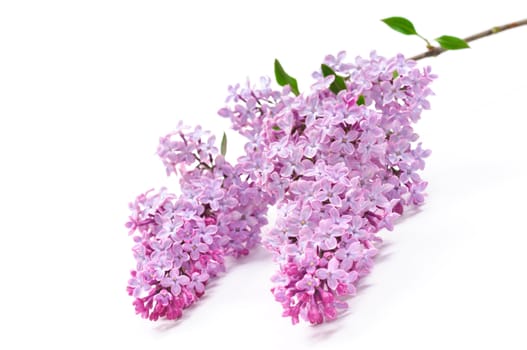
[1, 1, 526, 349]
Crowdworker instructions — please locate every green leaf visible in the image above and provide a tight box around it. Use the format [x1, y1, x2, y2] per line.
[392, 70, 399, 79]
[435, 35, 470, 50]
[274, 59, 300, 96]
[321, 64, 347, 94]
[272, 125, 281, 131]
[356, 95, 365, 106]
[221, 132, 227, 156]
[381, 17, 418, 35]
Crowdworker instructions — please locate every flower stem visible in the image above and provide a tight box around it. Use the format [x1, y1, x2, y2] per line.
[410, 18, 527, 61]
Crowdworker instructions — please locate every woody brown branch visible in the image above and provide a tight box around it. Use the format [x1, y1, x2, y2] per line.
[410, 18, 527, 61]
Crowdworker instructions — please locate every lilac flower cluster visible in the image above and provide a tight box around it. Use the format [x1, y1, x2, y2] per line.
[126, 125, 269, 320]
[157, 124, 270, 258]
[219, 51, 434, 324]
[126, 51, 434, 325]
[126, 189, 224, 320]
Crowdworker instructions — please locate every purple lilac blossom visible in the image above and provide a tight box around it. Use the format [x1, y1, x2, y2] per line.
[219, 51, 434, 324]
[127, 125, 270, 321]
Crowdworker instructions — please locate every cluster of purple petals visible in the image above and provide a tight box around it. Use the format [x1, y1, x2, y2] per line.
[126, 125, 270, 320]
[219, 51, 435, 324]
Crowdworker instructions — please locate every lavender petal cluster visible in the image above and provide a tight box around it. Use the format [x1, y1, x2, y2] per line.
[219, 51, 435, 324]
[126, 125, 270, 320]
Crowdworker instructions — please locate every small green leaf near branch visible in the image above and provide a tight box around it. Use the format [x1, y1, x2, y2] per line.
[381, 17, 418, 35]
[435, 35, 470, 50]
[382, 16, 433, 48]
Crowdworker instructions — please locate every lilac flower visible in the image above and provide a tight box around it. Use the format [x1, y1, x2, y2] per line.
[329, 128, 357, 154]
[314, 180, 346, 207]
[279, 148, 306, 177]
[150, 237, 172, 255]
[335, 241, 362, 270]
[268, 136, 291, 159]
[289, 179, 318, 198]
[158, 215, 183, 240]
[311, 74, 335, 91]
[287, 205, 315, 237]
[300, 248, 320, 274]
[128, 272, 149, 298]
[347, 216, 369, 240]
[365, 179, 393, 208]
[188, 272, 209, 294]
[197, 178, 225, 211]
[267, 172, 290, 199]
[183, 237, 210, 261]
[380, 79, 407, 105]
[150, 253, 174, 280]
[408, 181, 428, 205]
[160, 270, 190, 296]
[323, 50, 354, 73]
[316, 258, 347, 290]
[315, 221, 344, 250]
[153, 289, 172, 307]
[169, 243, 190, 269]
[197, 134, 217, 161]
[324, 162, 352, 186]
[195, 221, 218, 245]
[295, 274, 320, 295]
[319, 206, 351, 230]
[297, 130, 322, 158]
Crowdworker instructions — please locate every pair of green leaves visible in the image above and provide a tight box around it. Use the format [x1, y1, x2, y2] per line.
[381, 16, 470, 50]
[274, 59, 348, 96]
[275, 59, 367, 105]
[275, 16, 469, 97]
